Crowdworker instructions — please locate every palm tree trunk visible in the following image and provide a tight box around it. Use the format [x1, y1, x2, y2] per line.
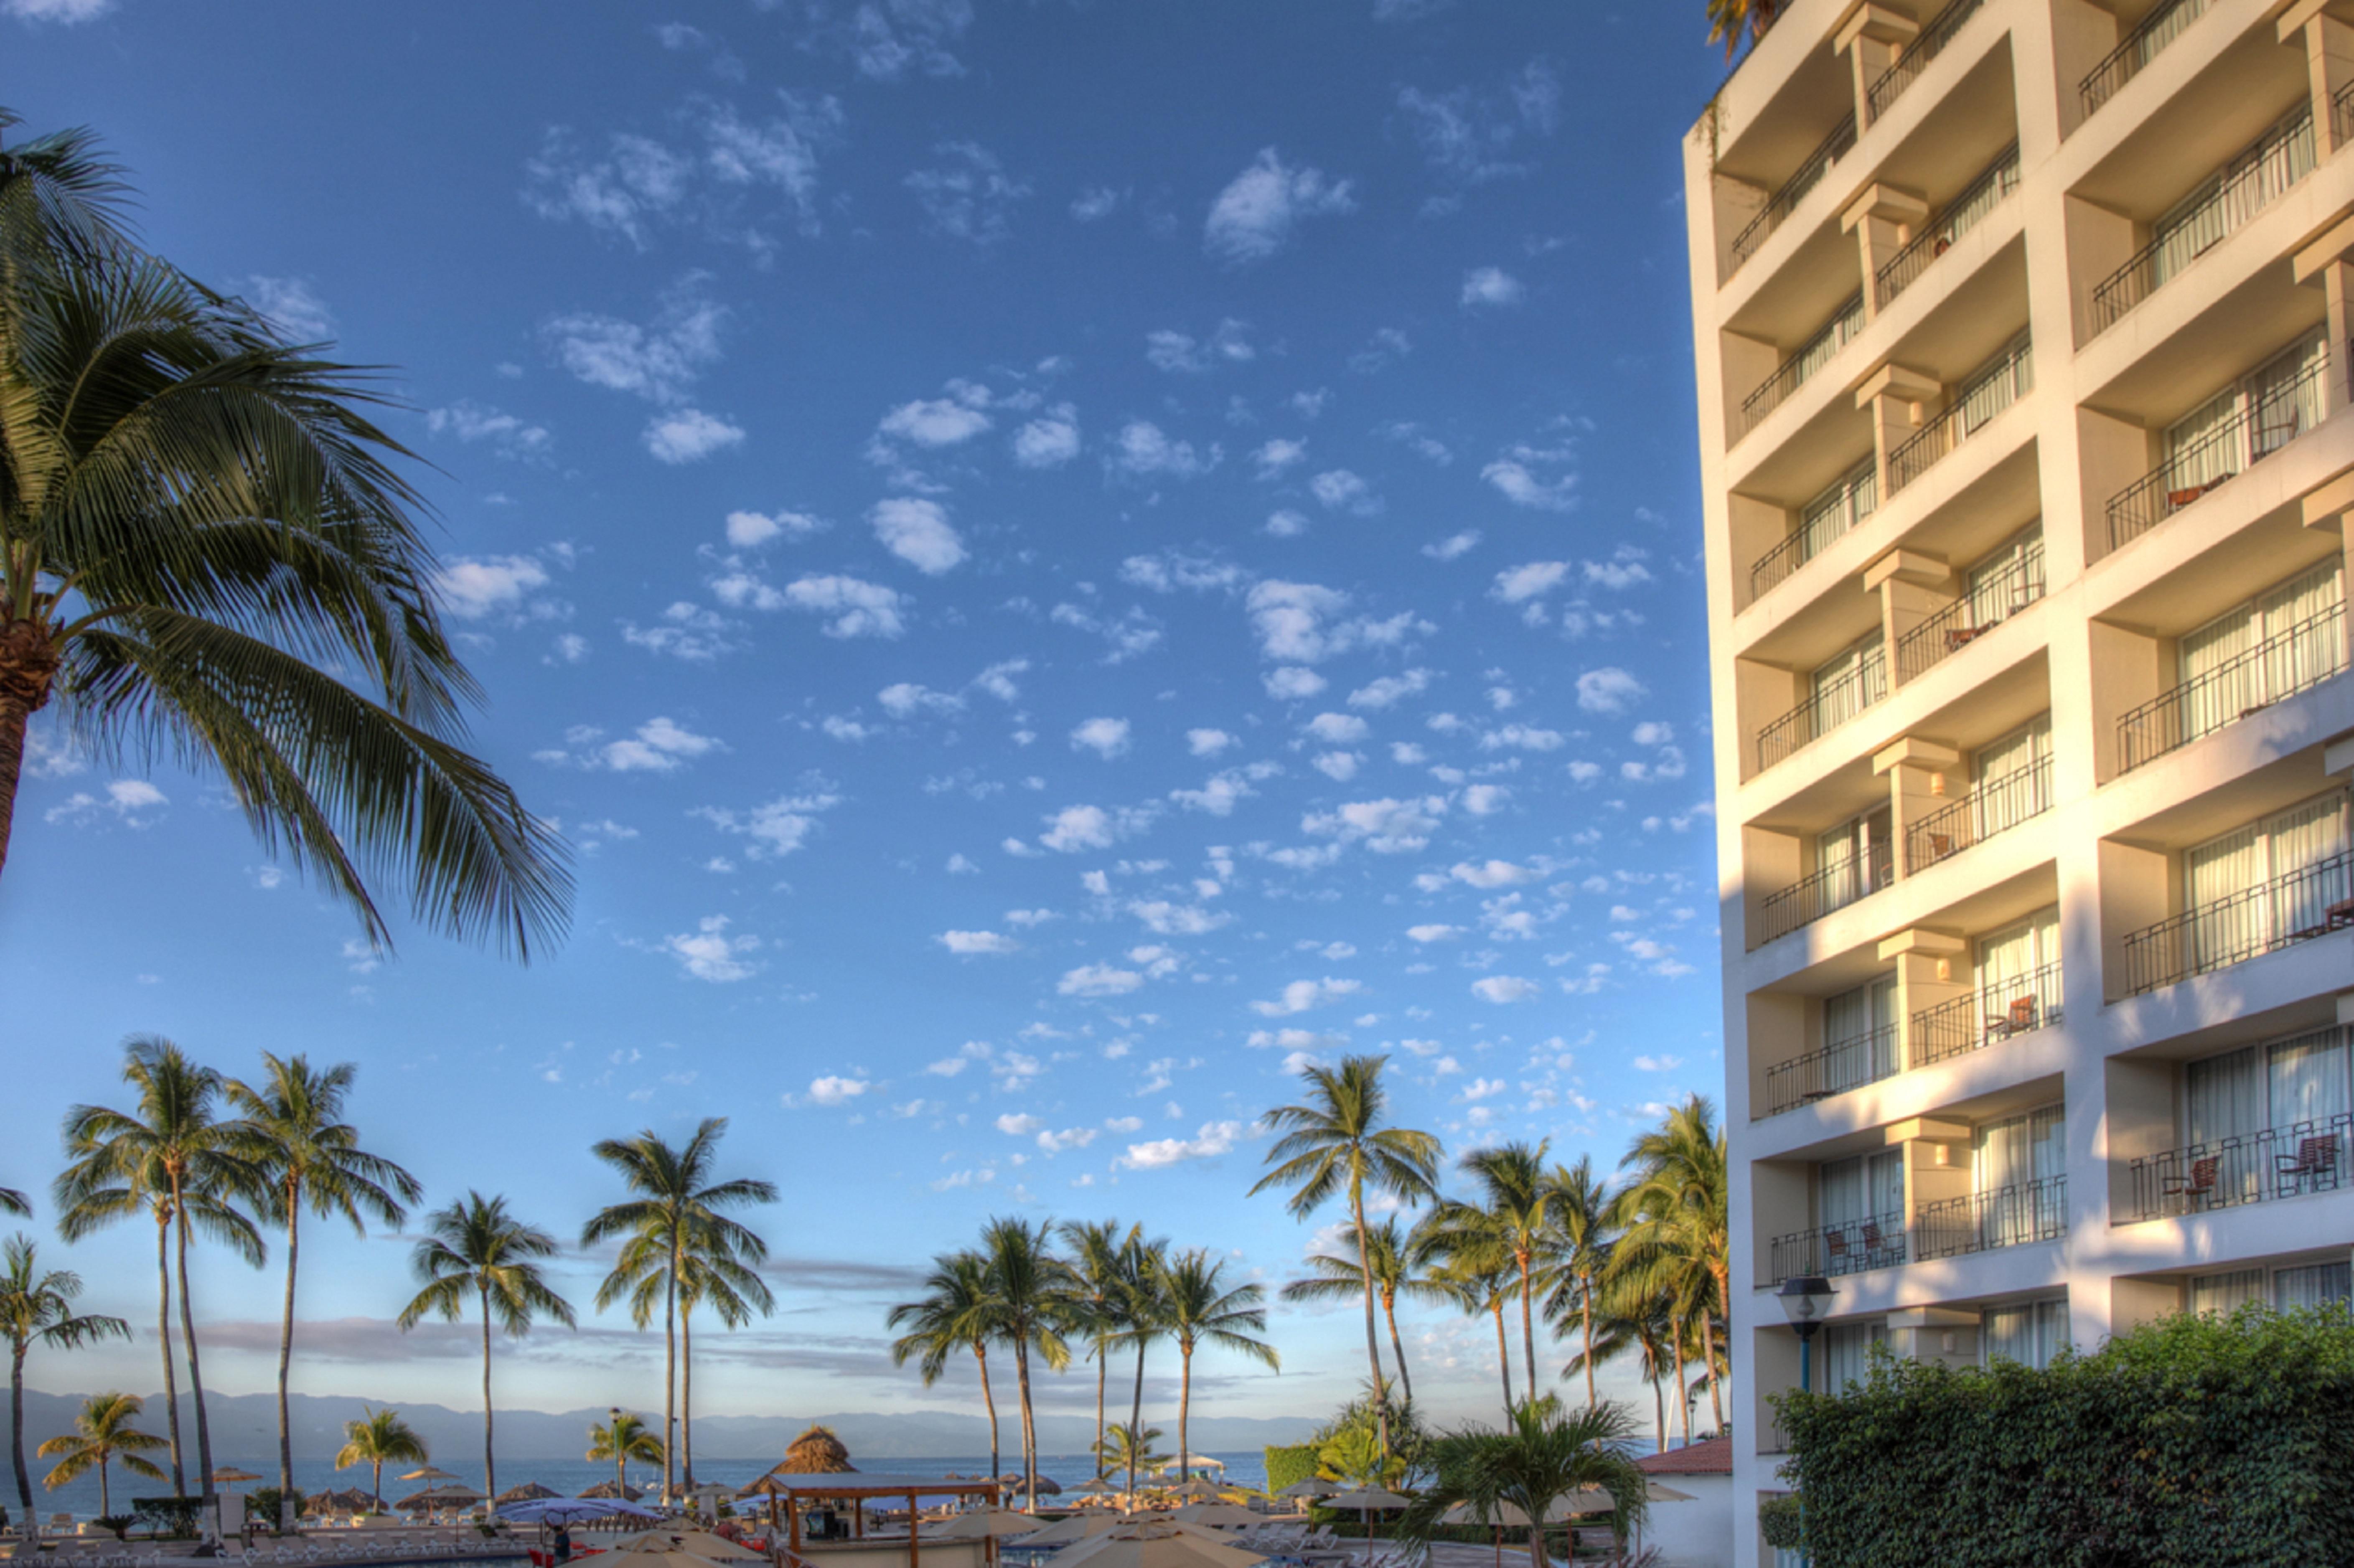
[479, 1285, 496, 1502]
[276, 1186, 301, 1499]
[10, 1343, 29, 1516]
[1649, 1363, 1665, 1453]
[681, 1305, 695, 1491]
[662, 1265, 677, 1504]
[0, 646, 53, 884]
[1490, 1298, 1510, 1416]
[97, 1455, 110, 1520]
[1011, 1337, 1037, 1506]
[1093, 1343, 1105, 1477]
[155, 1214, 184, 1495]
[1177, 1341, 1192, 1482]
[173, 1194, 216, 1499]
[373, 1459, 383, 1512]
[1579, 1281, 1596, 1410]
[1707, 1262, 1731, 1431]
[1517, 1251, 1537, 1405]
[1670, 1321, 1690, 1448]
[973, 1341, 1000, 1481]
[1378, 1288, 1412, 1406]
[1701, 1311, 1724, 1431]
[1346, 1180, 1389, 1456]
[1127, 1342, 1145, 1497]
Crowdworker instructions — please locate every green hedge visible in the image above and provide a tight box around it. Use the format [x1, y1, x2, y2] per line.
[1263, 1444, 1319, 1498]
[1773, 1304, 2354, 1567]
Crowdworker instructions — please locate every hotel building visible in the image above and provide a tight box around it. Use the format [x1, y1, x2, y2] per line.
[1680, 0, 2354, 1559]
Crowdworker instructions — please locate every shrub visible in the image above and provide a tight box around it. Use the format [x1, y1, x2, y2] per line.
[131, 1497, 205, 1539]
[246, 1488, 287, 1532]
[1772, 1303, 2354, 1567]
[1263, 1444, 1320, 1498]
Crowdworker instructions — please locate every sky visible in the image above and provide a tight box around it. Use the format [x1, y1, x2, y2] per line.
[0, 0, 1731, 1440]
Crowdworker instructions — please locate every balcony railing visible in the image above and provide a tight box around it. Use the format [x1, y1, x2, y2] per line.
[1762, 1024, 1900, 1117]
[1913, 1176, 2068, 1261]
[2089, 108, 2315, 335]
[1865, 0, 1985, 124]
[1749, 459, 1876, 602]
[1755, 856, 1894, 948]
[1886, 336, 2033, 494]
[1764, 1210, 1909, 1286]
[2121, 851, 2354, 996]
[2078, 0, 2206, 120]
[2336, 80, 2354, 149]
[1903, 757, 2053, 874]
[2116, 601, 2346, 772]
[1736, 292, 1866, 440]
[1756, 650, 1888, 773]
[1894, 547, 2045, 682]
[2105, 350, 2336, 551]
[1909, 960, 2064, 1069]
[1874, 144, 2019, 310]
[1728, 114, 1860, 275]
[2125, 1113, 2353, 1222]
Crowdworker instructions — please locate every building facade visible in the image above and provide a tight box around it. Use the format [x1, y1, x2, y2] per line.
[1681, 0, 2354, 1560]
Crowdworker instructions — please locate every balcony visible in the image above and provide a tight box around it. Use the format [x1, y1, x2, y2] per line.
[1735, 291, 1865, 442]
[2123, 1113, 2352, 1222]
[1750, 458, 1876, 602]
[2077, 0, 2207, 122]
[1874, 143, 2019, 311]
[1909, 959, 2064, 1069]
[1764, 1210, 1909, 1285]
[1756, 856, 1894, 948]
[1757, 646, 1888, 773]
[2120, 851, 2354, 995]
[1894, 546, 2045, 683]
[1864, 0, 1985, 125]
[1886, 335, 2032, 495]
[1762, 1022, 1900, 1117]
[1914, 1176, 2068, 1260]
[2104, 349, 2336, 551]
[1727, 114, 1859, 278]
[2089, 106, 2315, 336]
[2116, 602, 2346, 772]
[1903, 757, 2054, 874]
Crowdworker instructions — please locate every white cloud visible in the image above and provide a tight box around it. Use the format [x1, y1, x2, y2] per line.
[1576, 667, 1648, 714]
[878, 682, 963, 718]
[1070, 717, 1133, 759]
[1118, 1120, 1248, 1169]
[435, 554, 554, 621]
[664, 915, 760, 982]
[1041, 804, 1115, 852]
[1460, 267, 1525, 308]
[1312, 751, 1361, 782]
[995, 1112, 1044, 1136]
[807, 1073, 871, 1107]
[1348, 670, 1430, 710]
[3, 0, 116, 24]
[1633, 721, 1676, 746]
[1036, 1126, 1098, 1154]
[1129, 900, 1231, 936]
[783, 575, 909, 638]
[877, 389, 993, 447]
[1263, 666, 1329, 700]
[938, 930, 1019, 956]
[1147, 320, 1254, 373]
[1463, 783, 1511, 815]
[1407, 924, 1461, 943]
[1251, 977, 1363, 1017]
[45, 778, 168, 828]
[694, 791, 839, 859]
[1187, 729, 1237, 758]
[1452, 859, 1536, 888]
[545, 716, 722, 773]
[1254, 437, 1308, 478]
[643, 407, 745, 464]
[1586, 555, 1652, 590]
[1481, 724, 1564, 752]
[1264, 508, 1311, 538]
[1107, 419, 1213, 479]
[1070, 186, 1123, 221]
[242, 275, 334, 342]
[906, 140, 1031, 243]
[1482, 456, 1578, 512]
[1203, 148, 1356, 264]
[726, 508, 826, 547]
[1310, 469, 1379, 513]
[1460, 1076, 1508, 1100]
[1060, 963, 1145, 998]
[1424, 530, 1481, 561]
[1246, 580, 1424, 664]
[1169, 770, 1259, 817]
[870, 497, 968, 574]
[1305, 712, 1370, 744]
[544, 282, 725, 406]
[1302, 795, 1446, 853]
[1491, 561, 1570, 602]
[1634, 1055, 1684, 1072]
[425, 401, 552, 460]
[1012, 406, 1082, 468]
[1472, 975, 1540, 1003]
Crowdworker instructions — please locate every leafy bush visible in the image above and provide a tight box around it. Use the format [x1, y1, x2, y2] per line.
[131, 1497, 205, 1539]
[246, 1488, 287, 1532]
[1263, 1445, 1320, 1498]
[1772, 1304, 2354, 1567]
[1754, 1494, 1802, 1551]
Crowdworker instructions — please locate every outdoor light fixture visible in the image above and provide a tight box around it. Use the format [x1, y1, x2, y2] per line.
[1777, 1274, 1835, 1391]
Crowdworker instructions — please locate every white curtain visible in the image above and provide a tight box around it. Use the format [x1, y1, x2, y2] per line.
[1982, 1299, 2069, 1370]
[2186, 1045, 2265, 1205]
[1817, 807, 1892, 911]
[1820, 1321, 1885, 1393]
[2185, 821, 2266, 972]
[2268, 1029, 2351, 1128]
[2150, 112, 2316, 292]
[2273, 1262, 2353, 1310]
[1797, 458, 1876, 562]
[1966, 526, 2045, 628]
[1974, 717, 2051, 839]
[2259, 560, 2345, 705]
[1811, 632, 1887, 737]
[1955, 335, 2031, 438]
[1819, 1151, 1903, 1274]
[2188, 1268, 2265, 1315]
[1976, 908, 2058, 1031]
[2267, 792, 2351, 940]
[2164, 330, 2328, 492]
[1976, 1104, 2064, 1246]
[1823, 974, 1897, 1091]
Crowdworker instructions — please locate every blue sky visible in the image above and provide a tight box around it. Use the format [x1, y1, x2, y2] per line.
[2, 0, 1729, 1434]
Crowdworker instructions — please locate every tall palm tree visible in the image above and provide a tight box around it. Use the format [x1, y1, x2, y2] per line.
[0, 1236, 129, 1525]
[224, 1054, 420, 1499]
[1058, 1219, 1136, 1474]
[36, 1393, 165, 1520]
[1281, 1217, 1446, 1406]
[1156, 1249, 1277, 1481]
[582, 1119, 775, 1504]
[1400, 1399, 1650, 1568]
[1419, 1239, 1516, 1418]
[54, 1037, 264, 1499]
[1095, 1423, 1161, 1478]
[1115, 1230, 1172, 1499]
[1561, 1294, 1673, 1453]
[673, 1240, 770, 1491]
[1611, 1096, 1730, 1432]
[586, 1412, 663, 1497]
[1706, 0, 1780, 58]
[1536, 1157, 1614, 1410]
[1433, 1141, 1558, 1406]
[1250, 1055, 1440, 1457]
[976, 1216, 1070, 1505]
[334, 1405, 427, 1512]
[888, 1252, 1005, 1480]
[0, 108, 570, 953]
[396, 1192, 576, 1503]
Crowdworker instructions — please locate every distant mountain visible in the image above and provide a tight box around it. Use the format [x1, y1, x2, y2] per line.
[8, 1390, 1314, 1463]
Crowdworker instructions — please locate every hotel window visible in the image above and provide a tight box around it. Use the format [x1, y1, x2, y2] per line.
[1796, 457, 1878, 564]
[1818, 1319, 1886, 1393]
[2164, 332, 2331, 495]
[2190, 1260, 2353, 1313]
[1810, 630, 1888, 734]
[1820, 1149, 1905, 1276]
[1975, 906, 2061, 1037]
[1965, 523, 2045, 624]
[1982, 1298, 2069, 1369]
[1817, 804, 1894, 907]
[2175, 559, 2344, 734]
[1972, 714, 2052, 838]
[2182, 790, 2352, 968]
[1821, 974, 1899, 1093]
[2184, 1026, 2352, 1204]
[1975, 1103, 2065, 1245]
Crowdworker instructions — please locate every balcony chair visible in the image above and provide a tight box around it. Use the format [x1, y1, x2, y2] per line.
[2162, 1155, 2220, 1211]
[1823, 1228, 1852, 1273]
[2275, 1133, 2341, 1197]
[1986, 995, 2038, 1041]
[2324, 897, 2354, 931]
[1859, 1218, 1896, 1266]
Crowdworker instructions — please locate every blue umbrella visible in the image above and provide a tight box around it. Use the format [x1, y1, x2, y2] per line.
[501, 1500, 665, 1524]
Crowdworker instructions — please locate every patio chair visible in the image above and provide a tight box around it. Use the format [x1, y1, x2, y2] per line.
[2163, 1155, 2220, 1210]
[2276, 1133, 2341, 1197]
[1985, 996, 2036, 1042]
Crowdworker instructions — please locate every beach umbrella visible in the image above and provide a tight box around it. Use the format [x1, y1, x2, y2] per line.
[1151, 1457, 1226, 1473]
[1273, 1479, 1334, 1502]
[497, 1484, 563, 1506]
[580, 1480, 646, 1502]
[1040, 1522, 1266, 1568]
[1169, 1505, 1257, 1529]
[501, 1499, 663, 1525]
[1322, 1487, 1408, 1538]
[1073, 1479, 1119, 1497]
[397, 1486, 483, 1512]
[776, 1424, 858, 1474]
[1009, 1475, 1064, 1497]
[402, 1468, 460, 1483]
[209, 1469, 263, 1485]
[1020, 1514, 1125, 1548]
[1167, 1479, 1222, 1501]
[670, 1530, 765, 1560]
[931, 1512, 1042, 1540]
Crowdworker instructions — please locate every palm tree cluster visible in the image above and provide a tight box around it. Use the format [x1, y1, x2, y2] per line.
[888, 1216, 1277, 1506]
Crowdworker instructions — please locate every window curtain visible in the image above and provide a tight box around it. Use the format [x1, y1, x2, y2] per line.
[2256, 560, 2344, 704]
[1817, 807, 1892, 912]
[2189, 1268, 2265, 1315]
[2268, 1028, 2351, 1129]
[1983, 1299, 2069, 1370]
[1811, 632, 1887, 738]
[2178, 604, 2257, 744]
[1973, 716, 2051, 838]
[1820, 1321, 1886, 1393]
[2264, 791, 2351, 940]
[1823, 974, 1897, 1092]
[1797, 458, 1876, 563]
[1955, 336, 2032, 438]
[2185, 821, 2266, 971]
[2274, 1262, 2353, 1309]
[1965, 526, 2046, 630]
[1976, 908, 2059, 1031]
[2246, 330, 2330, 460]
[1976, 1105, 2064, 1245]
[2186, 1046, 2264, 1204]
[2165, 331, 2328, 492]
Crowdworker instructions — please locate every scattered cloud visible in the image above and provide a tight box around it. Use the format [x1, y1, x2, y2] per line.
[1460, 267, 1524, 308]
[1204, 148, 1356, 264]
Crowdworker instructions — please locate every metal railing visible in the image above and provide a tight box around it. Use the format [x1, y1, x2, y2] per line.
[1764, 1210, 1909, 1286]
[1866, 0, 1985, 123]
[1894, 547, 2045, 682]
[2336, 80, 2354, 149]
[1909, 961, 2064, 1069]
[1903, 758, 2054, 873]
[1912, 1176, 2068, 1260]
[1749, 459, 1877, 602]
[2122, 851, 2354, 995]
[1755, 651, 1888, 773]
[1729, 114, 1860, 275]
[2125, 1113, 2354, 1222]
[1874, 145, 2021, 310]
[2089, 109, 2314, 334]
[2078, 0, 2207, 120]
[2105, 351, 2336, 550]
[1755, 856, 1894, 948]
[1886, 336, 2033, 493]
[1736, 292, 1866, 440]
[2116, 601, 2346, 771]
[1762, 1024, 1901, 1117]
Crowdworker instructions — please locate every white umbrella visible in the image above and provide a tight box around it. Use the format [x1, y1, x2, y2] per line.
[1021, 1514, 1126, 1548]
[1041, 1522, 1266, 1568]
[1169, 1505, 1258, 1529]
[1274, 1479, 1335, 1501]
[931, 1512, 1044, 1540]
[1322, 1488, 1409, 1540]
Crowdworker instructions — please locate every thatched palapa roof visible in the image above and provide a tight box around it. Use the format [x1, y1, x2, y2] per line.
[580, 1481, 646, 1501]
[496, 1482, 562, 1504]
[777, 1424, 857, 1474]
[308, 1487, 379, 1515]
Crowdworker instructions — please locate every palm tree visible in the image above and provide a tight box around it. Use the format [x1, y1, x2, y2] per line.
[1419, 1241, 1517, 1418]
[1114, 1230, 1172, 1499]
[1561, 1295, 1673, 1452]
[0, 1192, 23, 1217]
[225, 1054, 420, 1498]
[1400, 1399, 1650, 1568]
[1611, 1096, 1730, 1432]
[673, 1241, 770, 1490]
[334, 1405, 427, 1512]
[0, 108, 570, 953]
[1435, 1141, 1558, 1406]
[1706, 0, 1780, 58]
[976, 1216, 1070, 1505]
[587, 1411, 663, 1497]
[36, 1393, 165, 1520]
[1156, 1248, 1278, 1480]
[582, 1119, 775, 1503]
[0, 1236, 130, 1525]
[888, 1252, 1005, 1481]
[1280, 1217, 1445, 1406]
[1250, 1054, 1440, 1458]
[54, 1037, 264, 1499]
[1058, 1220, 1136, 1473]
[1536, 1157, 1614, 1410]
[1095, 1423, 1161, 1479]
[396, 1192, 576, 1503]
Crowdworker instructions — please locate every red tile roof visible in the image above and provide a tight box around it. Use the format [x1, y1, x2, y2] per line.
[1634, 1436, 1733, 1475]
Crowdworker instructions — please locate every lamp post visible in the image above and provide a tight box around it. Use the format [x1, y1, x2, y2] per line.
[1775, 1276, 1834, 1567]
